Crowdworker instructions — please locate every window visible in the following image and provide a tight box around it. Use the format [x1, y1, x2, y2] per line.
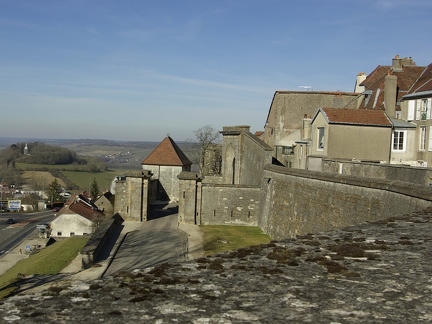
[429, 126, 432, 151]
[57, 232, 62, 236]
[70, 232, 75, 236]
[407, 100, 415, 120]
[419, 126, 426, 151]
[421, 99, 428, 120]
[317, 127, 325, 150]
[417, 99, 431, 120]
[282, 146, 294, 155]
[392, 130, 406, 151]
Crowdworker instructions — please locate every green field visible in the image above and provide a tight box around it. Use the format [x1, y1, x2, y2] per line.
[16, 162, 133, 193]
[61, 170, 122, 192]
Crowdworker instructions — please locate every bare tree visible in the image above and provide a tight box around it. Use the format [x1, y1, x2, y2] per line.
[193, 125, 221, 175]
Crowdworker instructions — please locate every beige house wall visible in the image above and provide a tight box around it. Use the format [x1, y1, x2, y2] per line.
[309, 113, 328, 156]
[400, 98, 432, 167]
[310, 112, 392, 162]
[390, 128, 417, 164]
[328, 125, 391, 162]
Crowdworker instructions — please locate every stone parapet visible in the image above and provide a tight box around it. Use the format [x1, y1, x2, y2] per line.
[4, 208, 432, 322]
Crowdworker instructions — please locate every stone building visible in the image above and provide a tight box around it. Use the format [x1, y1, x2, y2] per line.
[112, 56, 432, 229]
[262, 90, 360, 167]
[94, 191, 115, 217]
[178, 126, 273, 225]
[113, 136, 192, 222]
[141, 136, 192, 202]
[113, 170, 153, 222]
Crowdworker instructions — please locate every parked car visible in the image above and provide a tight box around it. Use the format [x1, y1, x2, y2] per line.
[6, 218, 17, 224]
[52, 207, 61, 212]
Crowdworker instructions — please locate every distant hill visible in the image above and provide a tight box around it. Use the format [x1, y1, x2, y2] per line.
[0, 137, 161, 150]
[0, 137, 197, 170]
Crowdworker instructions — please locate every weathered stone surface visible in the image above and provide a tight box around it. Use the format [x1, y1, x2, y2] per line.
[2, 208, 432, 323]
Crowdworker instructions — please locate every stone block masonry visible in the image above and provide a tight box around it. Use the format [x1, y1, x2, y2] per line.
[200, 184, 260, 225]
[259, 164, 432, 240]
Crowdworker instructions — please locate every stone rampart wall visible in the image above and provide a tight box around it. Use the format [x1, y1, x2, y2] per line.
[81, 214, 123, 269]
[199, 184, 260, 225]
[323, 159, 432, 186]
[259, 165, 432, 240]
[237, 133, 273, 186]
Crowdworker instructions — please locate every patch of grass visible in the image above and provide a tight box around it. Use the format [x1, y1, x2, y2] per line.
[0, 236, 89, 299]
[200, 225, 271, 256]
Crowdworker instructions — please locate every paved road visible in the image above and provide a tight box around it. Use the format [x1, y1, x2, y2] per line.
[103, 209, 188, 276]
[0, 212, 53, 258]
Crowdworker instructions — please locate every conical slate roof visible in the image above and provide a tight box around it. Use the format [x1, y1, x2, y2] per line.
[141, 136, 192, 167]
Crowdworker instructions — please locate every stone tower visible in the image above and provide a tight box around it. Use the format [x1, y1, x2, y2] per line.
[141, 136, 192, 202]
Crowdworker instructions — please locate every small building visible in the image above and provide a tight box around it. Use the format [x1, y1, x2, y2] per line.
[141, 136, 192, 202]
[94, 191, 114, 217]
[307, 107, 393, 170]
[50, 195, 105, 237]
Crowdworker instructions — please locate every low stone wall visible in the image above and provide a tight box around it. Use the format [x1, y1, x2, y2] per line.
[81, 214, 124, 269]
[259, 165, 432, 240]
[323, 159, 432, 186]
[199, 184, 260, 225]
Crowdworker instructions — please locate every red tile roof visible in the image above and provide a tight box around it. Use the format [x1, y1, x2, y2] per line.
[405, 63, 432, 95]
[319, 108, 392, 127]
[360, 64, 425, 109]
[56, 198, 105, 222]
[141, 136, 192, 166]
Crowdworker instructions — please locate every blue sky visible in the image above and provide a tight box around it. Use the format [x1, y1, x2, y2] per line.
[1, 0, 431, 142]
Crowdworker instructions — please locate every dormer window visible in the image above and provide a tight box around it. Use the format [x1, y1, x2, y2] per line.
[317, 127, 325, 150]
[363, 90, 373, 106]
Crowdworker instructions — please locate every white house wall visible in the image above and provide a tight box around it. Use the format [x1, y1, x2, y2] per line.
[51, 214, 95, 237]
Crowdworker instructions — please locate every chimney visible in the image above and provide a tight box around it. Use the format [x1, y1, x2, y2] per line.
[354, 72, 366, 93]
[333, 95, 344, 108]
[384, 73, 397, 117]
[392, 55, 416, 72]
[302, 115, 311, 140]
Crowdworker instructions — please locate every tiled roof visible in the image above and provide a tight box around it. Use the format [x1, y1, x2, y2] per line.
[319, 108, 392, 127]
[56, 199, 105, 222]
[141, 136, 192, 166]
[405, 63, 432, 95]
[360, 65, 425, 109]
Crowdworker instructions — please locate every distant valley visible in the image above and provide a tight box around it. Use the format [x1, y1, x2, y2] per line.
[0, 137, 197, 171]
